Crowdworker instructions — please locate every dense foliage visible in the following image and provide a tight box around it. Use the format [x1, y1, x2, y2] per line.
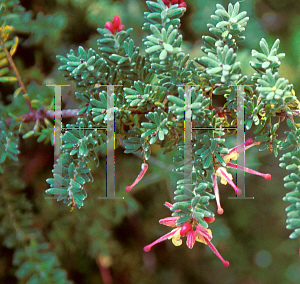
[0, 0, 300, 283]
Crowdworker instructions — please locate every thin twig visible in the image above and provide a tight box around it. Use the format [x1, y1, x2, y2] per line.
[6, 108, 86, 124]
[129, 105, 169, 114]
[119, 137, 175, 172]
[214, 107, 300, 117]
[0, 35, 32, 111]
[276, 109, 300, 117]
[130, 105, 300, 117]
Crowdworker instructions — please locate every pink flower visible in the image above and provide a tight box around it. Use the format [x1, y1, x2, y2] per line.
[212, 138, 271, 214]
[104, 15, 125, 34]
[125, 163, 148, 192]
[143, 202, 229, 267]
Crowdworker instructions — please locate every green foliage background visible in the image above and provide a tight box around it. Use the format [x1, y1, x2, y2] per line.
[0, 0, 300, 283]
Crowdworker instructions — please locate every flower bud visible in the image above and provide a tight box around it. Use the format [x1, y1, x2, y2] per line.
[180, 222, 192, 236]
[112, 15, 121, 29]
[203, 216, 215, 223]
[118, 24, 125, 31]
[178, 2, 187, 9]
[104, 21, 115, 33]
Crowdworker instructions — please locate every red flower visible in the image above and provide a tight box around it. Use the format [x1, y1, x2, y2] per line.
[178, 2, 187, 9]
[104, 15, 125, 34]
[143, 202, 229, 267]
[212, 139, 271, 214]
[162, 0, 171, 6]
[162, 0, 187, 11]
[112, 15, 121, 29]
[104, 21, 115, 34]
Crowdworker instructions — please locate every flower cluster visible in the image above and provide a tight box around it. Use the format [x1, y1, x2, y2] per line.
[104, 15, 125, 34]
[143, 202, 230, 267]
[212, 139, 272, 214]
[162, 0, 187, 10]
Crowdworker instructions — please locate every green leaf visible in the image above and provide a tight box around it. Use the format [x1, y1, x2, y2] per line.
[288, 132, 298, 146]
[45, 188, 68, 195]
[76, 175, 86, 185]
[68, 162, 75, 178]
[145, 45, 163, 54]
[164, 43, 173, 53]
[141, 128, 156, 138]
[191, 195, 201, 207]
[78, 46, 87, 60]
[174, 194, 191, 201]
[199, 196, 210, 203]
[262, 61, 270, 69]
[63, 131, 79, 143]
[22, 130, 35, 139]
[176, 214, 191, 225]
[289, 228, 300, 239]
[167, 29, 178, 44]
[124, 87, 139, 96]
[149, 136, 157, 144]
[159, 49, 167, 60]
[259, 38, 270, 55]
[167, 95, 185, 106]
[284, 182, 296, 189]
[203, 154, 212, 169]
[193, 212, 205, 220]
[286, 219, 300, 229]
[0, 152, 6, 163]
[146, 1, 164, 12]
[77, 167, 90, 174]
[207, 66, 222, 74]
[78, 143, 87, 157]
[167, 7, 184, 18]
[150, 24, 162, 39]
[98, 46, 115, 53]
[158, 129, 165, 141]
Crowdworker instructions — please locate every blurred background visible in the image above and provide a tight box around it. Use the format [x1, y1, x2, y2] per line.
[0, 0, 300, 283]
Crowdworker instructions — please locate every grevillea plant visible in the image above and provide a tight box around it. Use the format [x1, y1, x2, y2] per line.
[49, 0, 300, 266]
[46, 0, 300, 266]
[1, 0, 300, 271]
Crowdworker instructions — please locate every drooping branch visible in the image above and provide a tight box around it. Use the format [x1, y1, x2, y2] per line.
[8, 106, 299, 126]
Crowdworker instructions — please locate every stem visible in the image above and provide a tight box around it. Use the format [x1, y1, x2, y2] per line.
[0, 36, 32, 111]
[129, 105, 169, 114]
[276, 109, 300, 117]
[5, 105, 300, 128]
[6, 109, 86, 124]
[214, 107, 300, 117]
